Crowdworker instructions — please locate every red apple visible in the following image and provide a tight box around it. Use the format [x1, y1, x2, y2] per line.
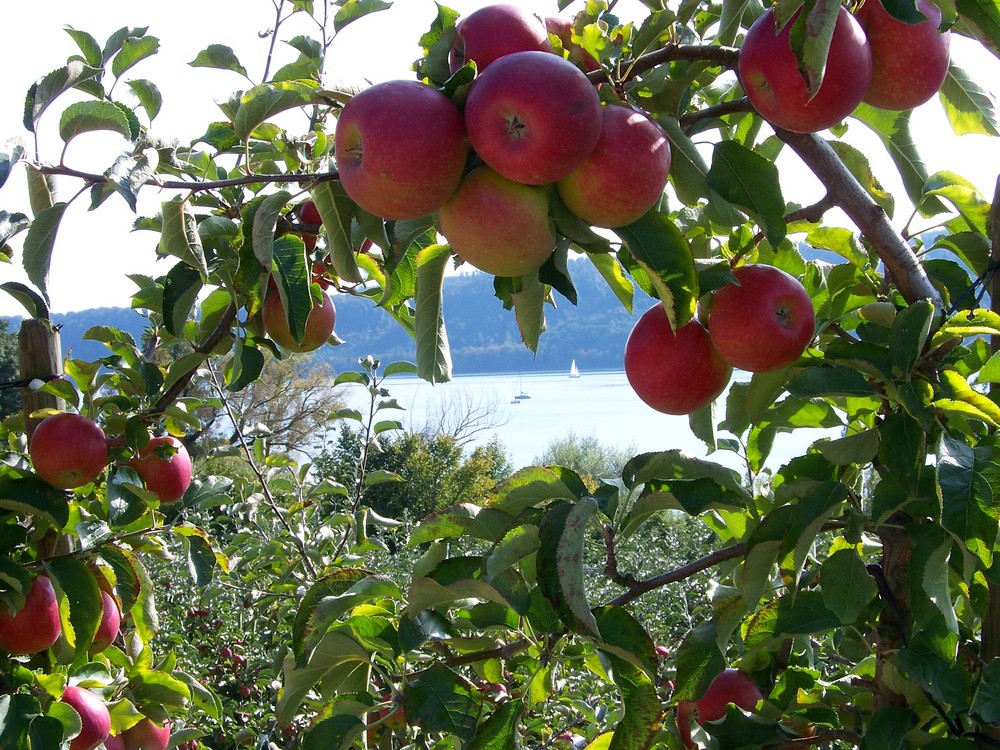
[855, 0, 950, 110]
[0, 574, 62, 655]
[544, 15, 601, 72]
[299, 200, 321, 227]
[625, 305, 733, 415]
[707, 264, 815, 372]
[695, 668, 764, 723]
[676, 701, 696, 749]
[89, 590, 121, 654]
[262, 286, 337, 353]
[738, 6, 872, 133]
[29, 413, 108, 489]
[449, 4, 552, 74]
[60, 685, 111, 750]
[335, 80, 468, 220]
[557, 105, 671, 228]
[104, 719, 170, 750]
[128, 436, 193, 504]
[464, 50, 603, 185]
[438, 165, 555, 277]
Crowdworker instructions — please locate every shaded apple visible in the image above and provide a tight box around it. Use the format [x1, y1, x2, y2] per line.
[262, 285, 337, 353]
[29, 412, 108, 489]
[0, 574, 62, 655]
[855, 0, 950, 110]
[104, 719, 170, 750]
[707, 264, 815, 372]
[89, 590, 121, 654]
[335, 80, 468, 220]
[695, 668, 764, 722]
[60, 685, 111, 750]
[624, 305, 733, 415]
[298, 200, 321, 228]
[128, 435, 193, 504]
[438, 165, 555, 277]
[557, 105, 671, 228]
[449, 4, 552, 74]
[738, 6, 872, 133]
[464, 50, 602, 185]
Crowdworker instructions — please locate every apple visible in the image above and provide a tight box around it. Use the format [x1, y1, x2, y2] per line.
[855, 0, 950, 110]
[694, 668, 764, 723]
[464, 50, 603, 185]
[104, 719, 170, 750]
[262, 285, 337, 353]
[335, 80, 468, 220]
[128, 435, 193, 504]
[707, 264, 815, 372]
[544, 15, 600, 72]
[557, 105, 671, 228]
[0, 574, 62, 655]
[624, 304, 733, 415]
[738, 6, 872, 133]
[89, 589, 121, 654]
[449, 4, 552, 74]
[60, 685, 111, 750]
[438, 165, 556, 277]
[676, 700, 696, 749]
[298, 200, 321, 228]
[655, 645, 671, 660]
[29, 412, 108, 489]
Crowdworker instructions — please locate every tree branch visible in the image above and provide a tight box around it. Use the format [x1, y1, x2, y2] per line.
[587, 43, 739, 85]
[680, 97, 753, 131]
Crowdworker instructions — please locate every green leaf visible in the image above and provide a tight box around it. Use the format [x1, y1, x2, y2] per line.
[889, 299, 934, 375]
[786, 365, 878, 397]
[937, 435, 1000, 569]
[226, 339, 265, 392]
[311, 181, 361, 283]
[970, 659, 1000, 724]
[828, 140, 894, 217]
[805, 225, 871, 268]
[0, 140, 24, 192]
[111, 35, 159, 79]
[467, 700, 524, 750]
[126, 79, 162, 121]
[860, 706, 918, 750]
[98, 545, 141, 616]
[787, 0, 842, 94]
[173, 526, 221, 586]
[0, 476, 70, 528]
[511, 272, 546, 353]
[415, 244, 453, 384]
[270, 234, 312, 344]
[707, 140, 785, 246]
[235, 82, 317, 141]
[63, 27, 102, 67]
[588, 252, 633, 312]
[820, 547, 878, 622]
[277, 631, 370, 725]
[409, 503, 516, 546]
[404, 664, 480, 742]
[593, 606, 659, 679]
[162, 262, 202, 337]
[923, 171, 991, 235]
[878, 411, 925, 493]
[297, 573, 400, 661]
[661, 117, 709, 205]
[251, 189, 291, 268]
[537, 499, 601, 638]
[120, 547, 158, 644]
[24, 61, 101, 132]
[1, 281, 50, 321]
[22, 202, 68, 304]
[955, 0, 1000, 57]
[46, 556, 102, 658]
[673, 622, 724, 702]
[604, 654, 662, 750]
[301, 716, 365, 750]
[334, 0, 393, 32]
[897, 632, 971, 706]
[939, 62, 1000, 136]
[189, 44, 248, 77]
[613, 211, 697, 330]
[743, 590, 842, 649]
[159, 199, 208, 279]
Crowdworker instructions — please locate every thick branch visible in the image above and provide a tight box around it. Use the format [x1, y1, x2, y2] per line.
[775, 129, 941, 306]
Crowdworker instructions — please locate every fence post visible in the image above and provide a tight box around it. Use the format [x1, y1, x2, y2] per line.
[18, 319, 64, 440]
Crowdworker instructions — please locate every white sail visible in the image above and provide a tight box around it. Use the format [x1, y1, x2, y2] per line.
[569, 360, 580, 378]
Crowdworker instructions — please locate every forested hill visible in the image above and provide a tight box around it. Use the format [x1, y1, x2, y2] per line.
[4, 259, 641, 375]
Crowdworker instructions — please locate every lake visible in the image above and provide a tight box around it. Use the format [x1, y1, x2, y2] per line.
[340, 367, 838, 473]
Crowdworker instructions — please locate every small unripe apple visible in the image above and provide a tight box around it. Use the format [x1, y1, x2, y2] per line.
[449, 4, 552, 74]
[60, 685, 111, 750]
[262, 286, 337, 353]
[89, 590, 121, 654]
[0, 574, 62, 655]
[29, 413, 109, 489]
[128, 435, 193, 504]
[707, 265, 815, 372]
[104, 718, 170, 750]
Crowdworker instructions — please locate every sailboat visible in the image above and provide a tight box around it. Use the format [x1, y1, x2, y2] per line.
[569, 360, 580, 378]
[511, 374, 531, 403]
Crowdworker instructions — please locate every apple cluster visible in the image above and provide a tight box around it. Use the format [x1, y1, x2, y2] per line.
[332, 4, 673, 278]
[625, 265, 815, 415]
[739, 0, 951, 134]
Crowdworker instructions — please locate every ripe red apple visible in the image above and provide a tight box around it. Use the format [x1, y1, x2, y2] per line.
[104, 719, 170, 750]
[262, 285, 337, 353]
[707, 265, 815, 372]
[464, 50, 603, 185]
[0, 574, 62, 655]
[855, 0, 950, 110]
[438, 165, 556, 277]
[624, 305, 733, 416]
[29, 413, 108, 489]
[61, 685, 111, 750]
[449, 4, 552, 74]
[557, 105, 671, 228]
[738, 6, 872, 133]
[89, 590, 121, 654]
[695, 668, 764, 723]
[335, 80, 468, 220]
[299, 200, 321, 227]
[128, 436, 193, 504]
[544, 15, 600, 72]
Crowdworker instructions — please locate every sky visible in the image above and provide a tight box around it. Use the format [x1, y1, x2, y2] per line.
[0, 0, 998, 318]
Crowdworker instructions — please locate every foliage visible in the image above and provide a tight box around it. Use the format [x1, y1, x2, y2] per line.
[0, 319, 19, 418]
[534, 432, 636, 487]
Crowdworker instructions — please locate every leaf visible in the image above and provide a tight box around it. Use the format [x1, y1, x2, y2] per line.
[467, 700, 524, 750]
[126, 79, 162, 121]
[24, 61, 101, 131]
[923, 171, 991, 235]
[173, 526, 223, 586]
[0, 140, 24, 192]
[277, 631, 370, 725]
[661, 117, 709, 205]
[270, 234, 312, 344]
[742, 590, 842, 649]
[588, 252, 633, 312]
[59, 100, 132, 145]
[939, 62, 1000, 136]
[787, 0, 842, 94]
[415, 244, 453, 384]
[889, 299, 934, 375]
[301, 716, 365, 750]
[404, 664, 480, 742]
[937, 434, 1000, 569]
[159, 198, 208, 280]
[828, 140, 895, 217]
[673, 622, 724, 702]
[860, 706, 918, 750]
[22, 202, 67, 304]
[226, 339, 265, 392]
[235, 82, 317, 141]
[189, 44, 248, 77]
[537, 499, 601, 638]
[604, 654, 663, 750]
[970, 659, 1000, 724]
[63, 27, 102, 67]
[334, 0, 393, 31]
[785, 365, 878, 397]
[0, 476, 70, 528]
[955, 0, 1000, 57]
[111, 35, 159, 79]
[593, 606, 659, 679]
[820, 547, 878, 622]
[0, 282, 49, 321]
[511, 272, 546, 353]
[310, 181, 361, 282]
[897, 633, 971, 706]
[162, 262, 202, 337]
[45, 556, 102, 658]
[707, 140, 786, 246]
[119, 547, 158, 644]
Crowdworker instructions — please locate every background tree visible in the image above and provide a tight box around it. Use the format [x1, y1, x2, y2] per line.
[0, 320, 19, 419]
[534, 432, 636, 486]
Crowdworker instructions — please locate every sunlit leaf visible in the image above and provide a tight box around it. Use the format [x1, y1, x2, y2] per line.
[537, 498, 601, 637]
[334, 0, 393, 31]
[707, 140, 786, 246]
[189, 44, 249, 77]
[415, 244, 453, 384]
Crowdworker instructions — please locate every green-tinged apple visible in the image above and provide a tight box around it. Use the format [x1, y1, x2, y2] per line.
[60, 685, 111, 750]
[624, 305, 733, 415]
[738, 6, 872, 133]
[449, 4, 552, 74]
[262, 286, 336, 353]
[29, 412, 108, 489]
[464, 50, 602, 185]
[438, 165, 555, 277]
[89, 590, 121, 654]
[855, 0, 950, 110]
[0, 574, 61, 655]
[128, 435, 193, 504]
[104, 719, 170, 750]
[708, 264, 815, 372]
[544, 15, 600, 72]
[557, 105, 671, 227]
[335, 80, 468, 220]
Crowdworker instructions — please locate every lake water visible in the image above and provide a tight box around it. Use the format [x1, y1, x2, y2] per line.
[341, 368, 837, 473]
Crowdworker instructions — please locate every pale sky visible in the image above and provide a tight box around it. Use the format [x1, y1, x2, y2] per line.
[0, 1, 998, 318]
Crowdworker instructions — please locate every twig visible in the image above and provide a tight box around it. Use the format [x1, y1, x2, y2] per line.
[679, 97, 753, 131]
[445, 637, 532, 667]
[587, 43, 740, 85]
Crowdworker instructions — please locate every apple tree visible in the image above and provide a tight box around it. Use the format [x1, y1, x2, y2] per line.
[0, 0, 999, 748]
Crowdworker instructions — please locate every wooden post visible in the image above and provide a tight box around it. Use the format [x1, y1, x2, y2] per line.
[18, 319, 64, 440]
